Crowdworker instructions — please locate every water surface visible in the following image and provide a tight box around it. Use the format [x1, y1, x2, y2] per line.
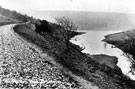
[71, 30, 135, 79]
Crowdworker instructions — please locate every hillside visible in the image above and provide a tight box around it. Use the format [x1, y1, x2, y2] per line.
[21, 10, 135, 30]
[0, 6, 39, 24]
[0, 14, 20, 25]
[13, 22, 135, 89]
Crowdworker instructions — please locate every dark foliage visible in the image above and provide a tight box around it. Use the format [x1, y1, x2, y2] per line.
[35, 20, 52, 33]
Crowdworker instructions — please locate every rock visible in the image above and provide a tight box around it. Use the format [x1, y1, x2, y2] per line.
[40, 53, 48, 58]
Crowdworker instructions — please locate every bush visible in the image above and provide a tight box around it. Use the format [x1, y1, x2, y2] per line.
[35, 20, 51, 33]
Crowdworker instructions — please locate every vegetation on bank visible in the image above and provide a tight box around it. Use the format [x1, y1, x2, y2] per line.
[103, 30, 135, 75]
[14, 18, 135, 89]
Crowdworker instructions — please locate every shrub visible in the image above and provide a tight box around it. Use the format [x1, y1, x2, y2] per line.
[35, 20, 51, 33]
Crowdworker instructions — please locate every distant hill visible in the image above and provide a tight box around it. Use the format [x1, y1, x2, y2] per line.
[22, 10, 135, 30]
[0, 6, 37, 23]
[0, 14, 19, 26]
[1, 6, 135, 30]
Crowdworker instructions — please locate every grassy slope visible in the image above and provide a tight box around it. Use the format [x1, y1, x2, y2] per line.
[0, 6, 40, 27]
[14, 23, 135, 89]
[0, 14, 20, 26]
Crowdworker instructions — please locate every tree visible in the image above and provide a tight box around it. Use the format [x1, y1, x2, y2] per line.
[55, 17, 78, 51]
[35, 20, 50, 33]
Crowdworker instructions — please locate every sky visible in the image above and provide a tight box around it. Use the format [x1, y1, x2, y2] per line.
[0, 0, 135, 13]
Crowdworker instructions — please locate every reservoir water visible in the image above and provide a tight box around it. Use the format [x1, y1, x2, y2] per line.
[71, 30, 135, 79]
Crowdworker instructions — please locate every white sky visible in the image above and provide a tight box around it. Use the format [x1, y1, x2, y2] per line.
[0, 0, 135, 13]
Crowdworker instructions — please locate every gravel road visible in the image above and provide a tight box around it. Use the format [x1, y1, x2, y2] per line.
[0, 24, 82, 89]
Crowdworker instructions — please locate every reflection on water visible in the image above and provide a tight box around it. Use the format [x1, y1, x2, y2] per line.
[71, 30, 135, 80]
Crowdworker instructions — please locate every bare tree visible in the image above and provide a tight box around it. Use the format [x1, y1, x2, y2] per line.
[55, 17, 78, 51]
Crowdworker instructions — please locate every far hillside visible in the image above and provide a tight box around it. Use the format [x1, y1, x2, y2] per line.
[0, 6, 38, 23]
[21, 10, 135, 30]
[0, 14, 19, 26]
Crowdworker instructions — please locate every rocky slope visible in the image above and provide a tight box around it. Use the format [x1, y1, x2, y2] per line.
[0, 24, 84, 89]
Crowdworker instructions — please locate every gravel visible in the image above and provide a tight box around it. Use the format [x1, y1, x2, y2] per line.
[0, 24, 82, 89]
